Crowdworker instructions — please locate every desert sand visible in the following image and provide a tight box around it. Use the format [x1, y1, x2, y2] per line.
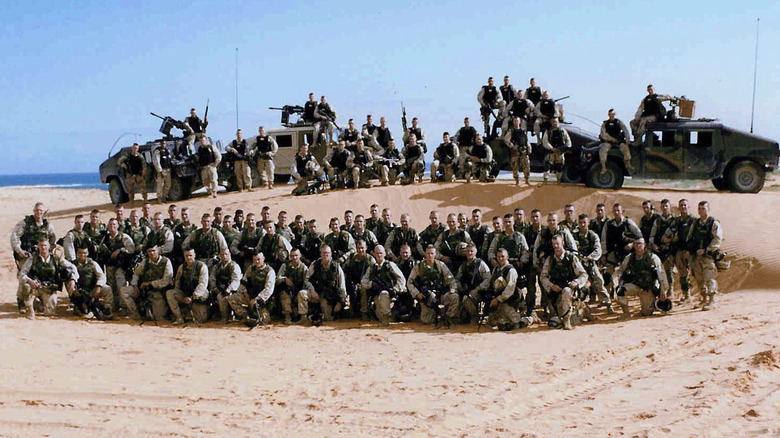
[0, 181, 777, 437]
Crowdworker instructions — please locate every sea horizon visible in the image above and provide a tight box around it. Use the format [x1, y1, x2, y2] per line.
[0, 172, 105, 190]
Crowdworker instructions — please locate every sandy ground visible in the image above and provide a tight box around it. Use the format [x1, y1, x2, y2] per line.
[0, 181, 777, 437]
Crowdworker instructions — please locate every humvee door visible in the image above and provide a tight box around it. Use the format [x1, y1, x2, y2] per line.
[638, 128, 685, 179]
[682, 129, 720, 178]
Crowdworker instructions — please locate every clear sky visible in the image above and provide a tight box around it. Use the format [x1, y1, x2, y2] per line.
[1, 0, 778, 175]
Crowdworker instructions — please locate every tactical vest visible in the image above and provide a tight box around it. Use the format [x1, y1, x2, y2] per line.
[526, 86, 541, 104]
[420, 224, 445, 247]
[145, 227, 169, 251]
[302, 233, 323, 262]
[344, 255, 371, 284]
[68, 228, 91, 252]
[374, 222, 395, 245]
[354, 150, 371, 166]
[500, 85, 515, 102]
[482, 85, 498, 104]
[214, 261, 236, 292]
[364, 124, 377, 135]
[397, 258, 415, 280]
[126, 154, 144, 175]
[197, 145, 216, 166]
[259, 233, 281, 262]
[245, 264, 272, 299]
[523, 226, 542, 254]
[191, 228, 220, 260]
[460, 259, 484, 291]
[509, 98, 530, 118]
[158, 146, 172, 169]
[468, 225, 489, 250]
[186, 116, 204, 133]
[471, 144, 489, 159]
[605, 219, 634, 256]
[675, 216, 695, 250]
[458, 127, 476, 147]
[232, 139, 249, 159]
[179, 260, 203, 296]
[318, 103, 334, 118]
[626, 252, 657, 291]
[390, 228, 417, 256]
[548, 128, 565, 148]
[589, 218, 606, 237]
[330, 149, 349, 169]
[30, 255, 63, 285]
[414, 262, 446, 293]
[303, 101, 317, 121]
[309, 260, 340, 300]
[371, 261, 396, 292]
[640, 213, 659, 241]
[497, 232, 523, 260]
[437, 143, 455, 161]
[603, 119, 626, 142]
[574, 231, 598, 258]
[653, 215, 674, 245]
[548, 252, 577, 287]
[295, 154, 313, 177]
[406, 144, 423, 160]
[536, 227, 568, 260]
[687, 217, 716, 252]
[103, 232, 128, 267]
[139, 256, 169, 286]
[510, 128, 528, 151]
[282, 262, 306, 290]
[342, 129, 358, 142]
[377, 127, 391, 147]
[440, 230, 467, 257]
[641, 94, 661, 118]
[409, 127, 422, 141]
[77, 259, 98, 291]
[539, 99, 555, 118]
[256, 136, 272, 154]
[489, 264, 519, 306]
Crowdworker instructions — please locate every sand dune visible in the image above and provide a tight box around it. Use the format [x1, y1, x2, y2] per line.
[0, 182, 777, 437]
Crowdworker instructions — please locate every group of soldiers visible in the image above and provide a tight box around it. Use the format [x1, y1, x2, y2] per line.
[12, 195, 724, 331]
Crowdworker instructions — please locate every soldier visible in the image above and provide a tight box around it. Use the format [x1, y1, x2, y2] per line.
[541, 118, 571, 184]
[601, 203, 643, 292]
[166, 248, 209, 325]
[143, 212, 174, 258]
[403, 116, 426, 148]
[525, 77, 542, 105]
[376, 139, 405, 186]
[502, 90, 534, 133]
[499, 75, 516, 108]
[350, 139, 374, 189]
[339, 118, 360, 150]
[649, 199, 677, 296]
[361, 114, 381, 154]
[418, 211, 446, 256]
[209, 247, 242, 324]
[523, 209, 544, 314]
[638, 200, 659, 242]
[72, 246, 114, 318]
[324, 217, 356, 264]
[533, 91, 559, 140]
[686, 201, 723, 311]
[277, 248, 309, 324]
[560, 204, 577, 232]
[258, 220, 292, 271]
[255, 126, 278, 190]
[486, 214, 531, 313]
[401, 134, 425, 184]
[457, 213, 468, 231]
[573, 214, 613, 313]
[305, 245, 347, 322]
[314, 96, 337, 146]
[120, 245, 174, 321]
[153, 141, 173, 203]
[630, 84, 672, 145]
[589, 203, 608, 237]
[341, 210, 355, 234]
[365, 204, 381, 232]
[183, 213, 228, 266]
[291, 144, 325, 196]
[374, 208, 396, 249]
[431, 132, 459, 183]
[139, 202, 152, 228]
[83, 209, 107, 259]
[184, 107, 208, 154]
[435, 213, 473, 273]
[229, 251, 276, 325]
[533, 212, 578, 316]
[303, 92, 318, 125]
[117, 143, 147, 204]
[613, 237, 669, 319]
[376, 117, 393, 154]
[126, 209, 150, 257]
[513, 208, 529, 234]
[276, 211, 294, 243]
[350, 214, 379, 254]
[164, 204, 181, 229]
[343, 239, 376, 318]
[467, 209, 492, 261]
[301, 219, 325, 266]
[231, 213, 263, 270]
[396, 244, 417, 280]
[484, 248, 527, 330]
[98, 218, 135, 311]
[456, 243, 491, 324]
[477, 77, 505, 136]
[114, 204, 128, 233]
[11, 202, 57, 270]
[360, 245, 405, 326]
[385, 213, 419, 262]
[540, 235, 588, 330]
[18, 239, 77, 319]
[233, 210, 244, 231]
[599, 109, 633, 173]
[324, 140, 352, 189]
[63, 214, 90, 262]
[221, 215, 241, 260]
[503, 116, 531, 186]
[453, 118, 478, 174]
[290, 214, 307, 252]
[197, 137, 221, 198]
[407, 245, 457, 325]
[226, 129, 254, 192]
[171, 207, 196, 269]
[464, 135, 495, 183]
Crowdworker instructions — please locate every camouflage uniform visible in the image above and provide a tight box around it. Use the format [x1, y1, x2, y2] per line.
[417, 224, 446, 257]
[435, 229, 473, 274]
[463, 141, 495, 183]
[671, 215, 695, 300]
[62, 226, 91, 262]
[277, 261, 309, 322]
[18, 253, 77, 318]
[385, 226, 420, 261]
[600, 217, 642, 288]
[407, 260, 456, 324]
[486, 262, 524, 327]
[229, 262, 275, 324]
[360, 259, 405, 325]
[100, 231, 135, 310]
[258, 232, 292, 271]
[166, 260, 210, 323]
[487, 230, 531, 312]
[648, 213, 677, 296]
[503, 125, 531, 184]
[456, 257, 491, 323]
[117, 151, 147, 202]
[120, 255, 174, 321]
[231, 226, 264, 271]
[11, 215, 57, 270]
[209, 259, 242, 323]
[350, 228, 379, 254]
[534, 226, 578, 313]
[183, 227, 228, 266]
[686, 216, 723, 308]
[342, 253, 376, 317]
[540, 251, 588, 328]
[614, 250, 669, 317]
[304, 259, 347, 321]
[143, 224, 174, 257]
[153, 145, 173, 202]
[324, 230, 356, 264]
[74, 257, 113, 312]
[573, 229, 611, 306]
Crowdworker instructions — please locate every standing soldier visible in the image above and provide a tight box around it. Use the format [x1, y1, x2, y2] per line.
[324, 140, 353, 189]
[533, 212, 578, 316]
[418, 211, 446, 257]
[477, 77, 505, 137]
[305, 245, 348, 322]
[407, 245, 457, 325]
[229, 252, 276, 325]
[467, 209, 492, 262]
[120, 245, 174, 321]
[209, 247, 242, 324]
[184, 107, 208, 154]
[361, 114, 381, 154]
[686, 201, 723, 311]
[255, 126, 278, 190]
[183, 213, 228, 266]
[523, 209, 545, 314]
[430, 132, 459, 183]
[291, 144, 325, 196]
[18, 239, 77, 319]
[533, 91, 559, 140]
[153, 141, 173, 203]
[258, 220, 292, 271]
[484, 248, 526, 330]
[649, 199, 677, 296]
[601, 203, 643, 292]
[504, 116, 531, 186]
[559, 204, 577, 232]
[343, 239, 376, 319]
[350, 139, 374, 189]
[613, 238, 669, 319]
[502, 90, 533, 134]
[365, 204, 382, 234]
[197, 137, 221, 198]
[301, 219, 325, 266]
[277, 248, 309, 324]
[350, 214, 379, 254]
[385, 213, 419, 262]
[11, 203, 56, 271]
[117, 143, 147, 204]
[590, 204, 608, 237]
[314, 96, 337, 146]
[276, 211, 294, 243]
[164, 204, 181, 229]
[324, 217, 356, 264]
[573, 214, 613, 313]
[434, 213, 473, 275]
[599, 109, 633, 173]
[72, 246, 113, 318]
[360, 245, 405, 326]
[138, 203, 152, 228]
[541, 118, 571, 184]
[166, 248, 210, 325]
[63, 214, 89, 263]
[671, 199, 696, 302]
[453, 118, 479, 174]
[457, 243, 491, 324]
[464, 135, 495, 183]
[525, 77, 542, 105]
[401, 134, 425, 184]
[639, 200, 660, 242]
[83, 209, 106, 258]
[226, 129, 254, 192]
[98, 218, 135, 311]
[630, 84, 672, 145]
[221, 215, 241, 259]
[403, 117, 426, 148]
[376, 117, 393, 154]
[126, 209, 150, 257]
[486, 214, 531, 313]
[373, 208, 397, 250]
[171, 208, 196, 269]
[231, 213, 263, 271]
[540, 235, 588, 330]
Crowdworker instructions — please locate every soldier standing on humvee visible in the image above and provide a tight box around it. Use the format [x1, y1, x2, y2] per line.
[184, 107, 208, 154]
[599, 109, 633, 173]
[226, 129, 253, 192]
[630, 84, 672, 145]
[542, 118, 571, 185]
[477, 77, 505, 137]
[314, 96, 337, 146]
[197, 138, 221, 199]
[525, 77, 542, 105]
[504, 116, 531, 186]
[255, 126, 278, 190]
[117, 143, 147, 204]
[153, 141, 173, 203]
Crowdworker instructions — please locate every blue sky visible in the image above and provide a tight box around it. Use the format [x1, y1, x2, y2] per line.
[1, 0, 778, 175]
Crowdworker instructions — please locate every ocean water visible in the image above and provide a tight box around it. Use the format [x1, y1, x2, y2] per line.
[0, 172, 105, 190]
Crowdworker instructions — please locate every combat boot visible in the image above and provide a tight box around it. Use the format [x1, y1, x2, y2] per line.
[701, 294, 715, 311]
[617, 298, 631, 320]
[297, 315, 311, 326]
[563, 314, 573, 330]
[679, 289, 690, 303]
[172, 317, 184, 326]
[283, 313, 292, 325]
[514, 177, 520, 186]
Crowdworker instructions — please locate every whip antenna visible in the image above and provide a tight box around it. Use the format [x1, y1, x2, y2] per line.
[750, 18, 760, 133]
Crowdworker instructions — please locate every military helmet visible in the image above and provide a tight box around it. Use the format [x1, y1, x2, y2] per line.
[547, 316, 562, 328]
[655, 298, 673, 312]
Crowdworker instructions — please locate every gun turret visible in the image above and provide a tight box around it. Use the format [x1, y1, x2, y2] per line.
[151, 112, 187, 138]
[270, 105, 305, 126]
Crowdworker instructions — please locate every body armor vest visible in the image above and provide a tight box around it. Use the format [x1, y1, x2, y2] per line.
[232, 139, 249, 159]
[179, 260, 203, 296]
[128, 225, 147, 246]
[509, 99, 530, 118]
[69, 228, 91, 252]
[500, 85, 515, 102]
[354, 150, 370, 166]
[31, 255, 63, 285]
[158, 147, 172, 169]
[303, 101, 317, 121]
[603, 119, 626, 142]
[510, 129, 527, 150]
[245, 264, 272, 299]
[295, 154, 313, 177]
[526, 86, 541, 104]
[626, 252, 657, 291]
[482, 85, 498, 104]
[126, 154, 144, 175]
[256, 136, 272, 154]
[330, 149, 349, 169]
[605, 219, 634, 256]
[497, 232, 523, 261]
[197, 145, 216, 166]
[437, 143, 456, 161]
[21, 216, 53, 253]
[471, 143, 489, 159]
[191, 228, 220, 260]
[460, 259, 484, 291]
[139, 256, 169, 287]
[548, 252, 577, 287]
[214, 261, 236, 292]
[574, 231, 598, 258]
[640, 213, 660, 241]
[77, 259, 98, 291]
[458, 127, 476, 147]
[145, 227, 169, 251]
[377, 127, 391, 147]
[309, 260, 340, 301]
[186, 116, 205, 133]
[414, 262, 446, 294]
[539, 99, 555, 118]
[342, 129, 358, 142]
[389, 228, 417, 256]
[687, 217, 716, 252]
[406, 144, 423, 160]
[642, 94, 662, 118]
[548, 128, 565, 148]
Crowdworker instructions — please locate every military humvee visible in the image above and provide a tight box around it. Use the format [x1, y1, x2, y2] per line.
[580, 120, 779, 192]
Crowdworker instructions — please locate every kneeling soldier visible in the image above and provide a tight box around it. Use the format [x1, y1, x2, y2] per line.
[540, 235, 588, 330]
[120, 245, 174, 321]
[407, 245, 456, 326]
[304, 245, 347, 323]
[229, 252, 276, 325]
[277, 248, 309, 324]
[72, 246, 114, 319]
[484, 248, 525, 330]
[166, 248, 210, 325]
[360, 245, 405, 326]
[18, 239, 77, 319]
[613, 238, 669, 319]
[209, 247, 242, 324]
[457, 243, 491, 324]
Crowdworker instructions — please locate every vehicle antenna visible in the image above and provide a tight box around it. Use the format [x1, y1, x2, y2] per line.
[750, 18, 759, 133]
[235, 47, 240, 131]
[109, 132, 141, 158]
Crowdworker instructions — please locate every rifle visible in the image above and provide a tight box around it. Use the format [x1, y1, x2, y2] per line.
[418, 280, 449, 328]
[554, 96, 570, 102]
[137, 285, 158, 327]
[401, 102, 408, 133]
[77, 288, 113, 320]
[182, 301, 201, 328]
[204, 99, 209, 125]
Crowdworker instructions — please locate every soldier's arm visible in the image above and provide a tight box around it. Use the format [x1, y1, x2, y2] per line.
[477, 88, 485, 106]
[93, 260, 108, 287]
[304, 264, 316, 294]
[269, 137, 279, 156]
[452, 145, 460, 159]
[518, 234, 531, 265]
[385, 232, 397, 259]
[10, 219, 25, 254]
[161, 229, 175, 255]
[278, 235, 292, 260]
[63, 231, 76, 261]
[652, 254, 670, 293]
[707, 220, 723, 252]
[336, 266, 347, 302]
[476, 261, 491, 292]
[213, 145, 222, 166]
[440, 262, 456, 290]
[564, 230, 578, 253]
[130, 260, 144, 287]
[588, 233, 603, 261]
[290, 161, 301, 180]
[433, 233, 445, 260]
[562, 130, 572, 149]
[388, 262, 406, 292]
[614, 254, 631, 282]
[487, 234, 500, 264]
[626, 219, 643, 241]
[572, 257, 588, 288]
[121, 234, 135, 253]
[193, 263, 210, 301]
[153, 149, 163, 173]
[216, 231, 228, 253]
[502, 128, 513, 147]
[534, 102, 543, 118]
[600, 223, 609, 256]
[208, 264, 218, 290]
[618, 120, 631, 142]
[173, 265, 183, 291]
[502, 100, 513, 118]
[539, 257, 553, 290]
[258, 269, 276, 303]
[648, 221, 661, 246]
[181, 232, 193, 251]
[496, 268, 518, 303]
[18, 257, 34, 284]
[483, 144, 493, 163]
[542, 133, 553, 151]
[151, 259, 174, 290]
[406, 265, 421, 296]
[634, 101, 644, 120]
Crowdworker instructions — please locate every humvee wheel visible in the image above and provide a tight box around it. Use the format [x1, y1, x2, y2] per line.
[728, 160, 764, 193]
[711, 177, 728, 191]
[560, 163, 582, 183]
[585, 161, 624, 190]
[168, 177, 192, 201]
[108, 178, 128, 204]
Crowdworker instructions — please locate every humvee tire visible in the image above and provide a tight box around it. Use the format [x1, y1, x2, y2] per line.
[108, 178, 128, 204]
[727, 160, 764, 193]
[168, 176, 192, 201]
[585, 160, 624, 190]
[711, 177, 728, 191]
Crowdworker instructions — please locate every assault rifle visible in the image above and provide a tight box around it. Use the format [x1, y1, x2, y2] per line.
[401, 102, 408, 133]
[137, 285, 158, 326]
[246, 299, 265, 330]
[203, 99, 209, 126]
[73, 288, 113, 321]
[417, 280, 449, 328]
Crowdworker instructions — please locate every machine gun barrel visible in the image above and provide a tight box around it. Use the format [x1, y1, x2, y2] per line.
[554, 95, 570, 102]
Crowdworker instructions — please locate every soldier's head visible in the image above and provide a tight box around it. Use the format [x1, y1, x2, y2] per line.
[236, 129, 243, 141]
[503, 75, 510, 86]
[222, 215, 233, 230]
[77, 246, 89, 264]
[697, 201, 710, 219]
[33, 202, 45, 222]
[373, 244, 386, 264]
[108, 217, 119, 235]
[142, 202, 152, 217]
[370, 204, 380, 219]
[235, 210, 244, 225]
[37, 239, 51, 259]
[678, 199, 690, 216]
[336, 139, 346, 151]
[547, 212, 559, 229]
[294, 214, 304, 230]
[578, 214, 590, 233]
[299, 143, 309, 156]
[201, 213, 212, 230]
[343, 210, 353, 226]
[516, 90, 524, 100]
[429, 211, 440, 226]
[219, 247, 231, 264]
[551, 117, 560, 129]
[514, 208, 525, 225]
[380, 116, 387, 127]
[464, 117, 470, 127]
[608, 108, 616, 120]
[90, 209, 100, 226]
[146, 245, 160, 262]
[308, 219, 318, 233]
[446, 213, 457, 231]
[660, 199, 671, 216]
[642, 200, 654, 216]
[531, 209, 542, 225]
[258, 126, 266, 136]
[356, 138, 365, 151]
[320, 245, 332, 264]
[400, 213, 410, 230]
[289, 248, 301, 265]
[184, 248, 196, 267]
[355, 239, 367, 258]
[130, 209, 140, 226]
[308, 93, 315, 102]
[153, 212, 164, 229]
[412, 117, 419, 128]
[564, 204, 575, 222]
[633, 237, 646, 256]
[465, 243, 477, 262]
[328, 217, 340, 233]
[458, 213, 468, 229]
[647, 84, 654, 94]
[348, 119, 355, 129]
[475, 135, 484, 145]
[261, 206, 271, 222]
[115, 204, 125, 221]
[246, 213, 256, 230]
[487, 77, 494, 86]
[253, 251, 266, 268]
[492, 215, 502, 232]
[542, 90, 549, 100]
[503, 213, 515, 233]
[167, 204, 177, 219]
[382, 208, 392, 224]
[400, 244, 412, 260]
[278, 210, 288, 226]
[530, 77, 536, 86]
[213, 206, 223, 223]
[552, 235, 565, 256]
[471, 208, 482, 225]
[424, 245, 437, 264]
[131, 143, 140, 154]
[408, 133, 417, 145]
[388, 139, 397, 151]
[596, 203, 606, 219]
[74, 214, 85, 231]
[442, 132, 450, 142]
[513, 116, 522, 128]
[320, 95, 327, 104]
[190, 108, 197, 117]
[612, 203, 624, 220]
[496, 248, 508, 267]
[366, 114, 373, 124]
[263, 220, 275, 235]
[354, 214, 365, 232]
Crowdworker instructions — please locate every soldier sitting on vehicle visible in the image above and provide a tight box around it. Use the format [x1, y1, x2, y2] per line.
[630, 84, 672, 145]
[599, 109, 634, 173]
[541, 118, 571, 185]
[503, 116, 531, 186]
[376, 139, 405, 186]
[184, 107, 208, 155]
[314, 96, 337, 146]
[401, 134, 425, 184]
[291, 144, 325, 196]
[339, 119, 360, 151]
[324, 140, 353, 189]
[463, 134, 495, 184]
[533, 91, 559, 141]
[350, 139, 374, 189]
[430, 132, 459, 183]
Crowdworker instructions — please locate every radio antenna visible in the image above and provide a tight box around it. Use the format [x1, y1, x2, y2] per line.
[235, 47, 240, 131]
[750, 18, 760, 133]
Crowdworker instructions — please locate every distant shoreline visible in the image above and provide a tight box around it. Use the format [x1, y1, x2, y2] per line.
[0, 172, 105, 190]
